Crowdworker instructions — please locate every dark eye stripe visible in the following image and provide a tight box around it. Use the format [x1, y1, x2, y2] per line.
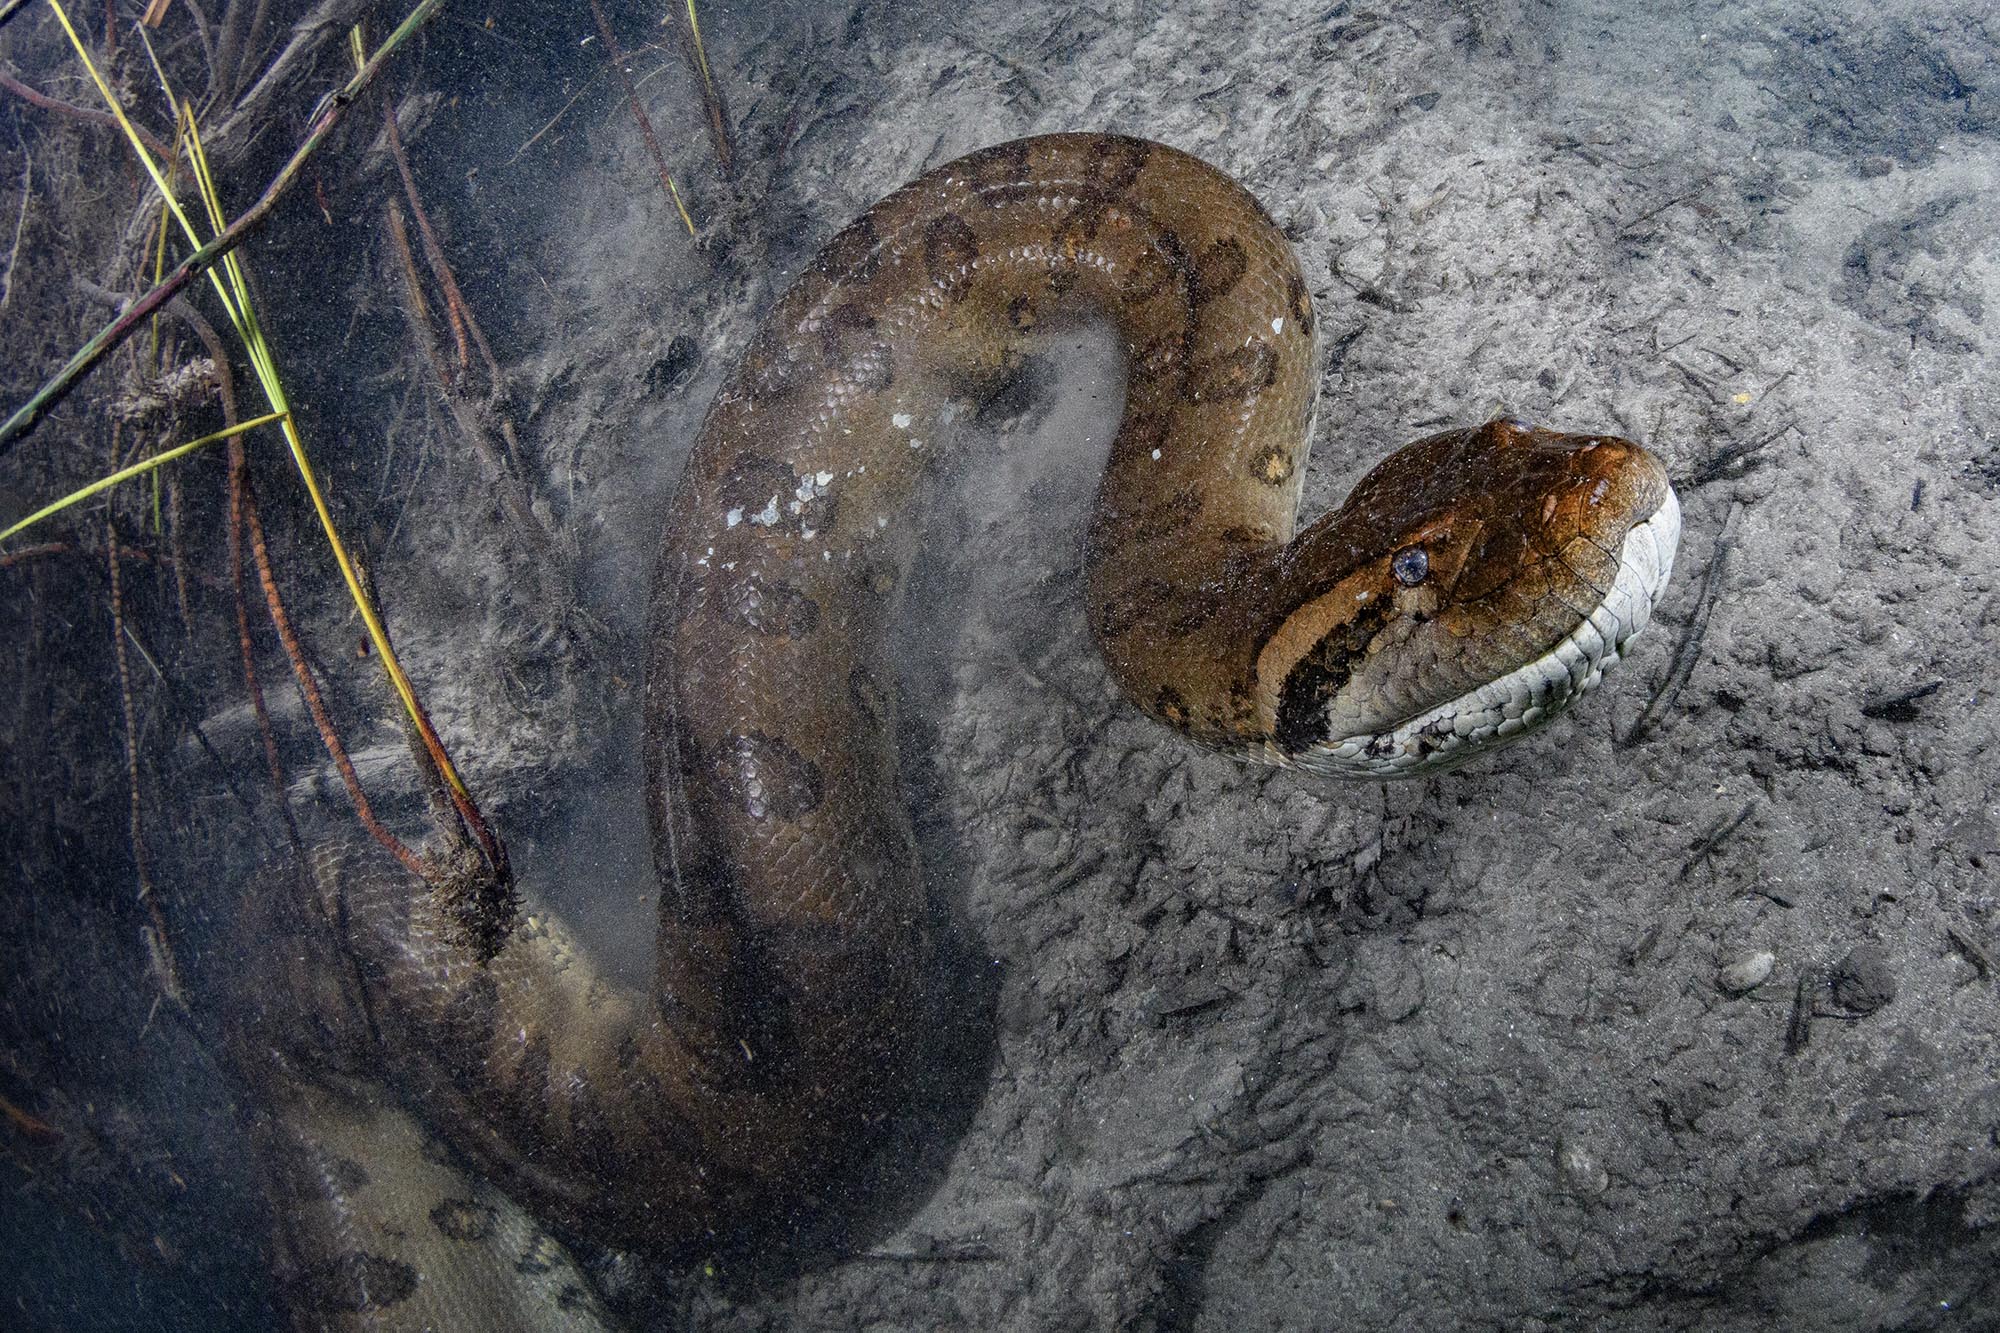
[1272, 596, 1395, 754]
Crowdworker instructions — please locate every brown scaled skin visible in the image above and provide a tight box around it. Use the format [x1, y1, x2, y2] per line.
[259, 135, 1673, 1325]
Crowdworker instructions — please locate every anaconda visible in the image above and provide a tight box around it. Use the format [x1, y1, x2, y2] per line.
[239, 133, 1679, 1327]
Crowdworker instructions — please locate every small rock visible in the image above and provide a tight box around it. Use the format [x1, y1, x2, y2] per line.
[1555, 1139, 1610, 1196]
[1718, 950, 1776, 994]
[1832, 945, 1897, 1014]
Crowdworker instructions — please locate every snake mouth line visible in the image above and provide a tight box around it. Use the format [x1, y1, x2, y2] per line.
[1295, 485, 1683, 778]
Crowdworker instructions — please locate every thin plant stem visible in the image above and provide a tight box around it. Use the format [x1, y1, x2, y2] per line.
[586, 0, 696, 235]
[382, 102, 472, 374]
[1, 138, 29, 313]
[107, 510, 188, 1008]
[677, 0, 734, 178]
[0, 410, 284, 543]
[0, 1090, 60, 1144]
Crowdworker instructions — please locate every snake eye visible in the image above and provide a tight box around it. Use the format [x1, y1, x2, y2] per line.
[1391, 546, 1429, 586]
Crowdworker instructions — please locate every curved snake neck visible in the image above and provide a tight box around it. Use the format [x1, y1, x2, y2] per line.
[253, 135, 1677, 1311]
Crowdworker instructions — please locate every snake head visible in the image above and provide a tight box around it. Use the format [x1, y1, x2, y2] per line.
[1256, 416, 1680, 778]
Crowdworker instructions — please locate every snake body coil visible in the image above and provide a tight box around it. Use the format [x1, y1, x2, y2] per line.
[246, 135, 1678, 1326]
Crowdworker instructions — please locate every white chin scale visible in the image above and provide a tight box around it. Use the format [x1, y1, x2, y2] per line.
[1298, 486, 1682, 779]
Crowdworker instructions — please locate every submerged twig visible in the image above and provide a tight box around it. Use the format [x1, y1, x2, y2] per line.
[212, 0, 252, 104]
[1859, 677, 1944, 722]
[383, 102, 473, 373]
[587, 0, 696, 236]
[240, 0, 277, 88]
[1674, 800, 1756, 884]
[210, 0, 281, 107]
[383, 199, 441, 367]
[1945, 926, 1993, 982]
[1691, 420, 1796, 486]
[1618, 193, 1696, 237]
[0, 1090, 61, 1145]
[107, 507, 188, 1010]
[1784, 969, 1817, 1055]
[382, 197, 555, 556]
[1, 137, 28, 313]
[166, 457, 193, 633]
[670, 0, 735, 179]
[1621, 500, 1741, 747]
[0, 67, 174, 160]
[0, 537, 198, 571]
[379, 91, 521, 417]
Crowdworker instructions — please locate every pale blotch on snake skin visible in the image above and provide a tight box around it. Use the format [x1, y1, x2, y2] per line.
[240, 134, 1680, 1327]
